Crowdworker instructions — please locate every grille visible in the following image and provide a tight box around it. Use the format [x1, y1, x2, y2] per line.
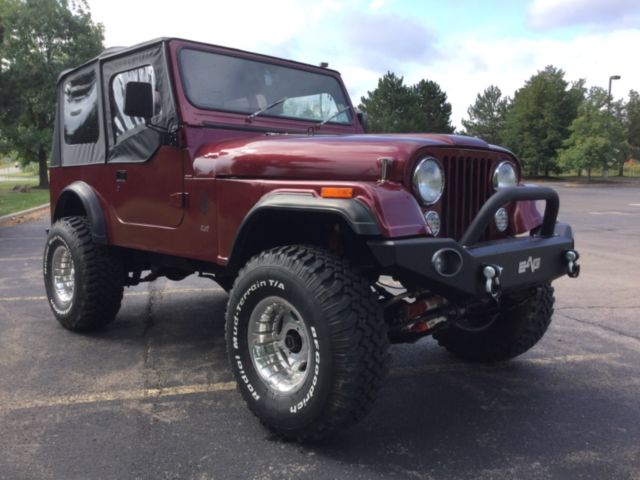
[441, 155, 493, 240]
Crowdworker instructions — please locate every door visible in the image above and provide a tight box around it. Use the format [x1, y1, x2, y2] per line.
[102, 48, 184, 229]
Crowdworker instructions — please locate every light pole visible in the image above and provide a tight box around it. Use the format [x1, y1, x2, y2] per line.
[605, 75, 621, 178]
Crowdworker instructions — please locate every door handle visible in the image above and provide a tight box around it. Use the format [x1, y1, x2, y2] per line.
[116, 170, 127, 182]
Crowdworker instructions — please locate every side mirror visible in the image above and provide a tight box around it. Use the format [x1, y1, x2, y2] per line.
[124, 81, 154, 119]
[357, 111, 369, 132]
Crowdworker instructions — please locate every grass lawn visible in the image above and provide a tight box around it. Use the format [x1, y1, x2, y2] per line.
[0, 181, 50, 217]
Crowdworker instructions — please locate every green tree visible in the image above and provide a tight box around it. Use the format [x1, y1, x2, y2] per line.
[358, 72, 414, 133]
[359, 72, 453, 133]
[624, 90, 640, 173]
[410, 79, 454, 133]
[558, 87, 629, 181]
[461, 85, 509, 144]
[0, 0, 104, 188]
[502, 66, 584, 177]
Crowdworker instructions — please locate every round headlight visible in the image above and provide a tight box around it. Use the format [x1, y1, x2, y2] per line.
[493, 161, 517, 190]
[413, 157, 444, 205]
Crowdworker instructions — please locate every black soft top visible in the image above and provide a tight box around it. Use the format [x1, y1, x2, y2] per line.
[57, 37, 341, 86]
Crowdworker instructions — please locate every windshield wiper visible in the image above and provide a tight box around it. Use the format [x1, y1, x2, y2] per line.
[246, 97, 288, 123]
[316, 106, 352, 129]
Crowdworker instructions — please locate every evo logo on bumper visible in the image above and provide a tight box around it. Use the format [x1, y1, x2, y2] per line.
[518, 256, 541, 274]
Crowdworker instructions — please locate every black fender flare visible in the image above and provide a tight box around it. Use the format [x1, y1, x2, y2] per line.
[228, 192, 381, 270]
[53, 181, 108, 244]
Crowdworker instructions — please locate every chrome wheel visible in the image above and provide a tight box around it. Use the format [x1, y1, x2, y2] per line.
[248, 296, 311, 394]
[51, 244, 75, 308]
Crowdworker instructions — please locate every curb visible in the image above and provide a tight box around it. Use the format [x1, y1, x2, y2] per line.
[0, 203, 50, 224]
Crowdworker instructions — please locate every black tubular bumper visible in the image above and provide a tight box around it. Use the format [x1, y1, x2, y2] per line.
[368, 186, 579, 301]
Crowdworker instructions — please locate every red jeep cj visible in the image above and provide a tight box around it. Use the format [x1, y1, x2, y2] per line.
[44, 38, 580, 440]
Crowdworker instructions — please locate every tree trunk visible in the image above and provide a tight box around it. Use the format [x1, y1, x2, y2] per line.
[38, 147, 49, 189]
[619, 160, 625, 176]
[587, 168, 592, 182]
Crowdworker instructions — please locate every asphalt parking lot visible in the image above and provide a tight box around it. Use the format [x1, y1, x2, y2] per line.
[1, 184, 639, 480]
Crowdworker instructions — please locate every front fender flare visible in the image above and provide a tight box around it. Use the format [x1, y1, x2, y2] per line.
[228, 192, 381, 269]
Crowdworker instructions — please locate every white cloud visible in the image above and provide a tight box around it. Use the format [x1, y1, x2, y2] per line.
[419, 29, 640, 129]
[86, 0, 639, 132]
[368, 0, 386, 10]
[528, 0, 640, 30]
[86, 0, 439, 111]
[88, 0, 334, 50]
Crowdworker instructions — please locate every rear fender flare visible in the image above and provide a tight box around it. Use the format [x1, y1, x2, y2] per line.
[52, 181, 108, 244]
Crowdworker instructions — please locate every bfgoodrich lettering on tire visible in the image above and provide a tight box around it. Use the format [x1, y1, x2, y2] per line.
[225, 245, 389, 441]
[43, 216, 124, 331]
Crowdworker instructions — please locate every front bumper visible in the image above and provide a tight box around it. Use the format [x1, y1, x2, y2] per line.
[368, 186, 579, 301]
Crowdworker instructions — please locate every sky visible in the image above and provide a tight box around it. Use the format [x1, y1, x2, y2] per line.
[86, 0, 640, 129]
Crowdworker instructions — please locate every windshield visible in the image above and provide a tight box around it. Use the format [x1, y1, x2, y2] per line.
[178, 48, 352, 125]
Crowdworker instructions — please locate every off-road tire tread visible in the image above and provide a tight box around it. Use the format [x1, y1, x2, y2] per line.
[226, 245, 389, 441]
[47, 216, 124, 331]
[433, 284, 554, 362]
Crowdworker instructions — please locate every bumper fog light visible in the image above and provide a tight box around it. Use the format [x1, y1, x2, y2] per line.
[494, 207, 509, 232]
[425, 210, 440, 236]
[432, 248, 463, 277]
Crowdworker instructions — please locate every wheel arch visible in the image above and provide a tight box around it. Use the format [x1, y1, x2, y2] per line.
[52, 181, 108, 244]
[227, 193, 382, 273]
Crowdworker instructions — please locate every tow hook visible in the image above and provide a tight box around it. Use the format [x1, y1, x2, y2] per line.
[565, 250, 580, 278]
[483, 264, 503, 300]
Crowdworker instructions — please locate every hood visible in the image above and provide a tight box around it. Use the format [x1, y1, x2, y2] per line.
[193, 133, 510, 180]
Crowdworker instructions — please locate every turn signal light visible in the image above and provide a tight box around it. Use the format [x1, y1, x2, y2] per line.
[321, 187, 353, 199]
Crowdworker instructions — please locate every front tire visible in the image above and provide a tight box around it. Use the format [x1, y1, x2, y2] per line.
[225, 246, 389, 441]
[44, 216, 124, 331]
[433, 284, 555, 362]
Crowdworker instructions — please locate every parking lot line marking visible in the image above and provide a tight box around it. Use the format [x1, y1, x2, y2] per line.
[0, 382, 237, 413]
[0, 295, 46, 301]
[588, 211, 629, 215]
[123, 287, 221, 297]
[0, 256, 41, 262]
[0, 287, 221, 302]
[0, 353, 619, 413]
[0, 237, 45, 241]
[388, 353, 620, 378]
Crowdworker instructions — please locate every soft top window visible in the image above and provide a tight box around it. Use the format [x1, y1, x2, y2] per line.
[178, 48, 352, 125]
[63, 70, 99, 145]
[110, 65, 160, 140]
[101, 43, 177, 163]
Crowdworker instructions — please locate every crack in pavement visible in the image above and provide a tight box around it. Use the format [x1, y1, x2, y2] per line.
[557, 306, 640, 310]
[558, 311, 640, 343]
[142, 281, 166, 395]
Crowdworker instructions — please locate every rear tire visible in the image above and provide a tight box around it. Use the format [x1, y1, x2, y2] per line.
[44, 216, 124, 331]
[433, 284, 554, 362]
[225, 245, 389, 441]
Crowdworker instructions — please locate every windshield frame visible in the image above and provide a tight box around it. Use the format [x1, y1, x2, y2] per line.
[174, 45, 356, 129]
